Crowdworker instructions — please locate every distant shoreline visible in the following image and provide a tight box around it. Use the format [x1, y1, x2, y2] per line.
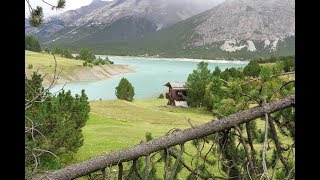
[72, 54, 249, 64]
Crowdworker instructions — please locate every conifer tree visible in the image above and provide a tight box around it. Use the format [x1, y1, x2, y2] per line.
[115, 78, 135, 102]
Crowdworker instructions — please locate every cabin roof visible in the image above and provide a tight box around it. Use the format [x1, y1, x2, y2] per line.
[164, 82, 186, 89]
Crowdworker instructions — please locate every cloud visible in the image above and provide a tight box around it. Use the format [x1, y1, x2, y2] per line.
[25, 0, 112, 18]
[25, 0, 225, 18]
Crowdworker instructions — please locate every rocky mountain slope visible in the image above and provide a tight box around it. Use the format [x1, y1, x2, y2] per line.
[25, 0, 222, 44]
[25, 0, 295, 59]
[118, 0, 295, 59]
[190, 0, 295, 51]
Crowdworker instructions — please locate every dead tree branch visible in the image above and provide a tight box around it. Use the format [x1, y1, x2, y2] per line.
[260, 111, 270, 180]
[242, 71, 295, 86]
[41, 95, 295, 179]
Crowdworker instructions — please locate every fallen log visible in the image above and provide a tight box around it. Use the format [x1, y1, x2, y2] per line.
[41, 94, 295, 180]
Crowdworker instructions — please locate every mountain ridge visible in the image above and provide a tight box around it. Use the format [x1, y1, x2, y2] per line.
[25, 0, 295, 59]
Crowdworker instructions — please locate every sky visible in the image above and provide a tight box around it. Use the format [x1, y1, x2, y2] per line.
[25, 0, 113, 18]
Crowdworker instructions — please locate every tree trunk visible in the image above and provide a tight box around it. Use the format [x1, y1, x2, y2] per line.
[41, 95, 294, 180]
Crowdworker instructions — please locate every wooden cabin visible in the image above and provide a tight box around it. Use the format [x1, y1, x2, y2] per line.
[164, 82, 188, 107]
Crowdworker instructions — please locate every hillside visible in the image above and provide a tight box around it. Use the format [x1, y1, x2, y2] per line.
[25, 50, 135, 85]
[26, 0, 221, 45]
[38, 0, 294, 59]
[70, 97, 292, 178]
[73, 98, 215, 176]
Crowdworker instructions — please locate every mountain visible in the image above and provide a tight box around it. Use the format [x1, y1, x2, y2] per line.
[190, 0, 295, 48]
[25, 0, 222, 44]
[26, 0, 295, 59]
[123, 0, 295, 59]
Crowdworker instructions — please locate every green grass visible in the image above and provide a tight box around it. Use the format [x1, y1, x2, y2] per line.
[70, 97, 293, 179]
[260, 63, 275, 67]
[25, 50, 134, 85]
[70, 99, 217, 179]
[25, 50, 84, 73]
[72, 99, 213, 163]
[25, 50, 85, 82]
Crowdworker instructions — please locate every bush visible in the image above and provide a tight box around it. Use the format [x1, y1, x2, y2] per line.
[243, 60, 261, 77]
[99, 60, 106, 65]
[185, 61, 212, 107]
[28, 64, 33, 69]
[88, 64, 93, 68]
[115, 78, 135, 101]
[44, 48, 51, 54]
[78, 48, 96, 63]
[25, 35, 41, 52]
[93, 60, 100, 65]
[83, 61, 88, 66]
[158, 93, 164, 99]
[25, 73, 90, 171]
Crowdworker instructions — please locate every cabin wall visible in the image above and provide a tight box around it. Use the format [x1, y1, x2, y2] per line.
[165, 86, 187, 106]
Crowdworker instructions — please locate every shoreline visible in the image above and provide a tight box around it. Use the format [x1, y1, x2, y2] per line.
[28, 64, 137, 86]
[106, 56, 250, 64]
[72, 54, 249, 64]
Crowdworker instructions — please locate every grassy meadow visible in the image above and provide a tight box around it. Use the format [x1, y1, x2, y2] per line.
[25, 50, 84, 80]
[25, 50, 135, 85]
[68, 97, 292, 179]
[73, 98, 213, 163]
[26, 51, 293, 178]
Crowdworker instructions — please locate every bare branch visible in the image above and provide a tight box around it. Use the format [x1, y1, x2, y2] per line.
[164, 148, 169, 180]
[170, 144, 184, 180]
[41, 0, 55, 7]
[268, 115, 290, 173]
[42, 95, 295, 179]
[168, 149, 226, 179]
[118, 163, 123, 180]
[260, 109, 270, 180]
[133, 159, 142, 180]
[142, 155, 151, 180]
[234, 125, 254, 178]
[34, 148, 59, 159]
[243, 71, 295, 85]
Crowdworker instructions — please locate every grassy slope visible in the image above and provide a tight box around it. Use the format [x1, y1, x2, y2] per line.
[25, 50, 85, 83]
[25, 50, 134, 85]
[72, 97, 292, 179]
[25, 50, 83, 73]
[74, 99, 213, 163]
[73, 99, 219, 179]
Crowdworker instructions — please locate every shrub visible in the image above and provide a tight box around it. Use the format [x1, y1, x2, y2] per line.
[83, 61, 88, 66]
[115, 78, 135, 101]
[25, 72, 90, 172]
[78, 48, 96, 63]
[185, 61, 212, 107]
[44, 48, 51, 54]
[243, 60, 261, 77]
[158, 93, 164, 99]
[93, 60, 100, 65]
[25, 35, 41, 52]
[28, 64, 33, 69]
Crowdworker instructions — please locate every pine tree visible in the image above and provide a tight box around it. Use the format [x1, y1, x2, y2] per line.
[243, 60, 261, 77]
[185, 61, 212, 107]
[25, 35, 41, 52]
[115, 78, 135, 102]
[25, 72, 90, 173]
[78, 48, 96, 63]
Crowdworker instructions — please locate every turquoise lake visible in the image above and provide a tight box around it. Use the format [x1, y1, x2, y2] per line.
[50, 57, 248, 100]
